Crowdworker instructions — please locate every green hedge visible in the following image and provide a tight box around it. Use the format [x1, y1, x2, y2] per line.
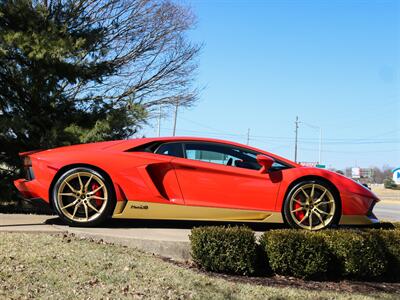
[189, 226, 257, 275]
[371, 229, 400, 281]
[393, 222, 400, 229]
[260, 230, 331, 279]
[322, 230, 387, 279]
[260, 230, 388, 280]
[190, 225, 400, 281]
[383, 178, 398, 189]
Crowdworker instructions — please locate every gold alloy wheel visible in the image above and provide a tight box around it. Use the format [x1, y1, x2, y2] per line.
[289, 183, 336, 230]
[57, 172, 108, 223]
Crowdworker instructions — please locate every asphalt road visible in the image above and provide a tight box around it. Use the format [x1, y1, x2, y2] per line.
[374, 200, 400, 222]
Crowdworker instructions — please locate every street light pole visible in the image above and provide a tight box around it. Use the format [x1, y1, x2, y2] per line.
[172, 100, 178, 136]
[318, 127, 322, 164]
[294, 116, 299, 163]
[157, 105, 162, 137]
[300, 120, 322, 164]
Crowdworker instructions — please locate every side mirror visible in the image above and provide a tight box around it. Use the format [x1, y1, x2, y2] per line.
[256, 155, 274, 173]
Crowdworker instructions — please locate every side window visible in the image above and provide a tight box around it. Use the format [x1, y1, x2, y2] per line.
[230, 148, 261, 170]
[155, 142, 183, 158]
[186, 148, 232, 165]
[270, 161, 288, 170]
[184, 143, 261, 170]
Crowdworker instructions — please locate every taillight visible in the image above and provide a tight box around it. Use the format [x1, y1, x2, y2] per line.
[23, 156, 32, 168]
[22, 156, 34, 180]
[18, 150, 42, 181]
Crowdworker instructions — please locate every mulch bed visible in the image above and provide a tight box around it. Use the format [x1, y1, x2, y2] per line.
[159, 257, 400, 295]
[66, 233, 400, 295]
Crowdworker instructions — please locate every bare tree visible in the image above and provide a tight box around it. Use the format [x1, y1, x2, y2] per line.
[0, 0, 200, 200]
[47, 0, 200, 115]
[371, 165, 394, 184]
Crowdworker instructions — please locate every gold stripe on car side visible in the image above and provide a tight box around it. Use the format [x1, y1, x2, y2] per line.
[113, 200, 127, 215]
[112, 201, 284, 223]
[113, 201, 375, 225]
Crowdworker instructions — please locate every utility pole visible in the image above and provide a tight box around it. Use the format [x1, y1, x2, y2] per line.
[157, 105, 162, 137]
[246, 128, 250, 145]
[294, 116, 299, 163]
[172, 100, 179, 136]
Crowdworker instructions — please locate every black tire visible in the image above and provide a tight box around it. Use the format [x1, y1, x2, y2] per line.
[283, 179, 341, 230]
[52, 167, 115, 227]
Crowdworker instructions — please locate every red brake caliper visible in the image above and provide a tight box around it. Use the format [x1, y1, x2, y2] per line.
[294, 196, 305, 221]
[91, 183, 102, 207]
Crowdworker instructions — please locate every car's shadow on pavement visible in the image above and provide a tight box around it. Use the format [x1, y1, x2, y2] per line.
[45, 217, 395, 231]
[45, 217, 288, 231]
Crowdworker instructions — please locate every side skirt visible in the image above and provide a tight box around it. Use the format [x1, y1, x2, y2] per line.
[112, 201, 284, 223]
[339, 215, 379, 225]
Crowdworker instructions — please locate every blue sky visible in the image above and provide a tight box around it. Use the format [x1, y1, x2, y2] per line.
[141, 0, 400, 170]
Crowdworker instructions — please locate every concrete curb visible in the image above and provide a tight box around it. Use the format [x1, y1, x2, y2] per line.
[0, 214, 192, 261]
[58, 227, 192, 261]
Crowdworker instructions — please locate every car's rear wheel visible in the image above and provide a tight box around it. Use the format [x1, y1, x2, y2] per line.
[52, 167, 115, 227]
[283, 180, 340, 230]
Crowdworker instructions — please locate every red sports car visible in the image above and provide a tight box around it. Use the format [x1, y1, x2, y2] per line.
[14, 137, 379, 230]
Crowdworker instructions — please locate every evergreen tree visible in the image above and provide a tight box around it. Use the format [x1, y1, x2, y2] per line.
[0, 0, 199, 200]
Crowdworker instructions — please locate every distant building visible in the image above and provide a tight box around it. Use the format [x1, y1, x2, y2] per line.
[351, 167, 360, 179]
[346, 167, 374, 184]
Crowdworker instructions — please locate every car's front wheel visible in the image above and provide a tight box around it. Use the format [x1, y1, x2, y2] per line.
[52, 167, 115, 227]
[283, 180, 340, 230]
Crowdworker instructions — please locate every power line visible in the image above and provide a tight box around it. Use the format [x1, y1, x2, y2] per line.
[178, 116, 244, 137]
[174, 118, 399, 143]
[299, 120, 322, 164]
[158, 126, 399, 146]
[299, 147, 399, 154]
[159, 126, 397, 155]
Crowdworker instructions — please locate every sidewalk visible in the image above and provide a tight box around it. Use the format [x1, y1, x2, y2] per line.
[0, 214, 63, 233]
[0, 214, 193, 260]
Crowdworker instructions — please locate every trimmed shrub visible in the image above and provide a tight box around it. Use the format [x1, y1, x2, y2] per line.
[369, 221, 396, 230]
[189, 226, 257, 275]
[383, 178, 398, 189]
[323, 230, 387, 279]
[190, 226, 398, 280]
[368, 221, 400, 230]
[371, 229, 400, 281]
[259, 230, 331, 279]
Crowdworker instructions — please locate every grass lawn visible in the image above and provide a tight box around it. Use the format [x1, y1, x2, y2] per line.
[0, 233, 398, 300]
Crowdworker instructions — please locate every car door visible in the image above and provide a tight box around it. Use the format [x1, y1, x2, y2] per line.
[171, 142, 282, 211]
